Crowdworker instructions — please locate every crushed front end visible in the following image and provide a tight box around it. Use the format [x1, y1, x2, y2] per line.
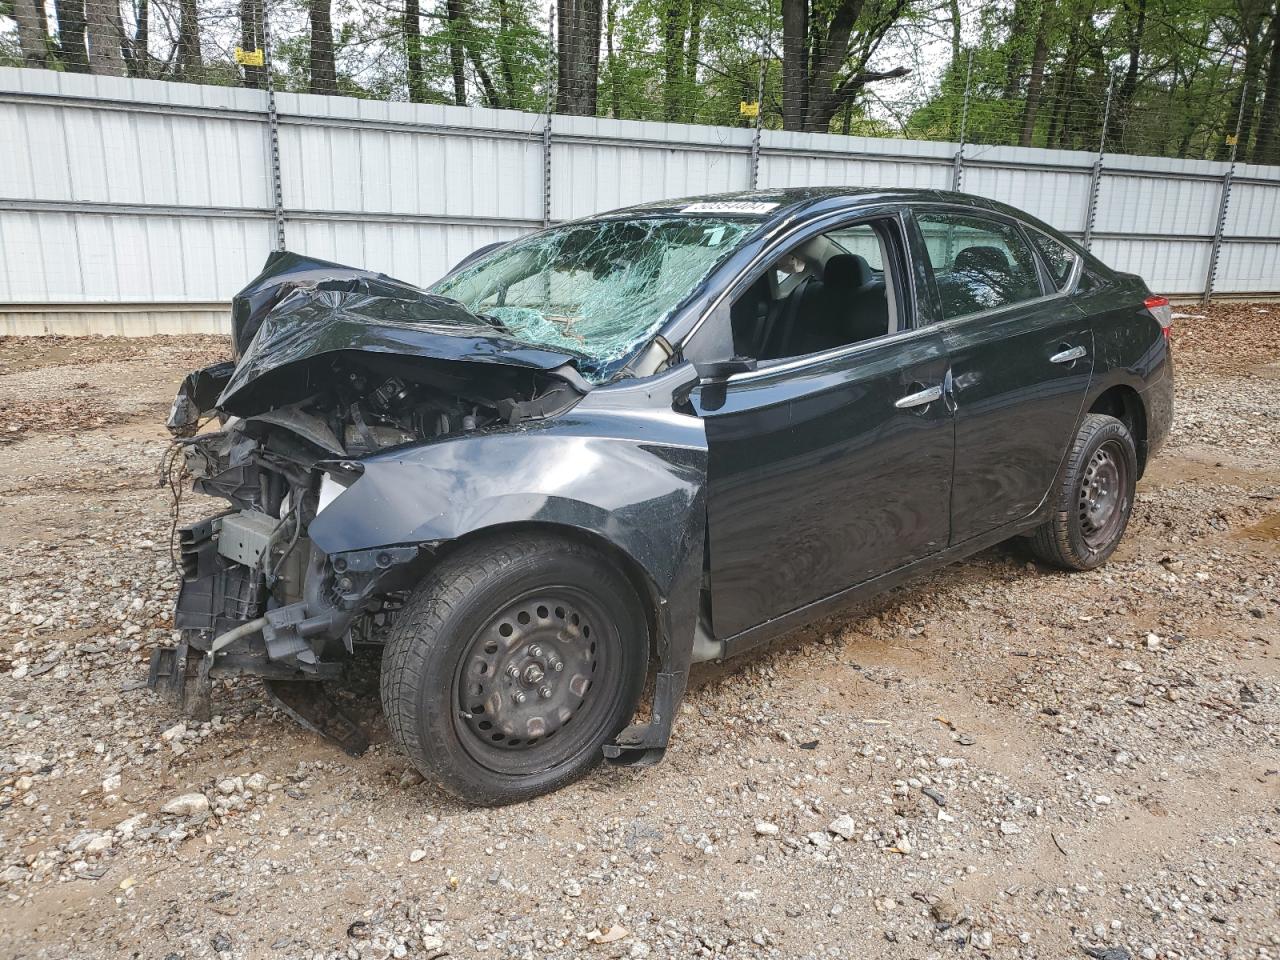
[149, 254, 587, 753]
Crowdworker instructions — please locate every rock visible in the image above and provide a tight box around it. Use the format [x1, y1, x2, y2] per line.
[160, 722, 186, 742]
[161, 793, 209, 817]
[409, 849, 427, 863]
[563, 879, 582, 897]
[754, 822, 779, 837]
[84, 834, 113, 855]
[972, 930, 993, 950]
[921, 786, 946, 807]
[1081, 947, 1131, 960]
[827, 815, 857, 840]
[999, 821, 1022, 835]
[216, 777, 242, 796]
[244, 772, 269, 792]
[102, 773, 121, 794]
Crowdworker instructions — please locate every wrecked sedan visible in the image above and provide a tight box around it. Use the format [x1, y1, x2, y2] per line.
[153, 188, 1173, 804]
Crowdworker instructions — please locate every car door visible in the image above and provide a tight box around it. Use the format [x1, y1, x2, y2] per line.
[689, 213, 954, 640]
[910, 208, 1094, 544]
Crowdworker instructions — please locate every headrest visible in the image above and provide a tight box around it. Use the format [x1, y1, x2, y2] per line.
[953, 245, 1011, 274]
[823, 254, 873, 290]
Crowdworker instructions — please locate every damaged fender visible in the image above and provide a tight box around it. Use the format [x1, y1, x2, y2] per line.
[308, 365, 709, 764]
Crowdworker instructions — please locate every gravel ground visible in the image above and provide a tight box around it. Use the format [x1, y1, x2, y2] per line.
[0, 303, 1276, 960]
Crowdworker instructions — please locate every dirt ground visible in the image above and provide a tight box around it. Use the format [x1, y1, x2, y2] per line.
[0, 303, 1276, 960]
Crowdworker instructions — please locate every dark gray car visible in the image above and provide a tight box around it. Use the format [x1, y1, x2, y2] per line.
[151, 188, 1174, 804]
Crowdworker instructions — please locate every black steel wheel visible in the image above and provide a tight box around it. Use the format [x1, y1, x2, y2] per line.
[380, 533, 647, 805]
[1029, 413, 1137, 570]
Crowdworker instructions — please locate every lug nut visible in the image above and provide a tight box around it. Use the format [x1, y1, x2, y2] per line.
[539, 686, 553, 700]
[506, 665, 520, 679]
[551, 660, 564, 672]
[513, 691, 527, 704]
[528, 644, 543, 658]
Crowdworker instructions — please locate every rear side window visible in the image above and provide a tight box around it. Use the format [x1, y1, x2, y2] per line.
[915, 212, 1043, 321]
[1027, 229, 1079, 289]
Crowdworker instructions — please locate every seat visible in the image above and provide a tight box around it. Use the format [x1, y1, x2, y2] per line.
[947, 244, 1037, 313]
[779, 254, 888, 356]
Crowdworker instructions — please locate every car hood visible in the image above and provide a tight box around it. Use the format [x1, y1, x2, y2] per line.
[218, 252, 586, 416]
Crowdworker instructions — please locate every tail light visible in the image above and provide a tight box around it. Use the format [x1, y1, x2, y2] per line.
[1144, 295, 1172, 337]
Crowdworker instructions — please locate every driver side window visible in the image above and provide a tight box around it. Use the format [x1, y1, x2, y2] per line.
[728, 219, 903, 362]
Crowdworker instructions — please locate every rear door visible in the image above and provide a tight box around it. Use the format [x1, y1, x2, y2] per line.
[910, 208, 1094, 544]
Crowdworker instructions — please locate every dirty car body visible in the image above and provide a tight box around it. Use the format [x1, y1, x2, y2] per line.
[152, 189, 1173, 803]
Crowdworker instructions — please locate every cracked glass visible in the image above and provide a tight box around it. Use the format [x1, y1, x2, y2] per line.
[431, 217, 757, 379]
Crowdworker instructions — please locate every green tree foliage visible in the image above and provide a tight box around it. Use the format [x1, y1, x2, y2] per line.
[2, 0, 1275, 160]
[909, 0, 1278, 161]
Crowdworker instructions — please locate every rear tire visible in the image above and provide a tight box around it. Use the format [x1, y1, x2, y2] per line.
[1028, 413, 1137, 571]
[380, 533, 648, 805]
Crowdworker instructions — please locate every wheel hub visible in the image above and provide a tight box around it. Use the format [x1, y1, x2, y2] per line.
[459, 597, 598, 750]
[1078, 443, 1127, 548]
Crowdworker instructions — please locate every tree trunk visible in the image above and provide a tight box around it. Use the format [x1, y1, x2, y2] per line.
[309, 0, 337, 95]
[685, 0, 702, 121]
[1253, 13, 1280, 163]
[466, 38, 501, 106]
[662, 0, 687, 122]
[404, 0, 425, 102]
[1105, 0, 1147, 151]
[497, 0, 517, 105]
[556, 0, 601, 115]
[447, 0, 467, 105]
[56, 0, 89, 72]
[606, 0, 620, 117]
[86, 0, 126, 76]
[947, 0, 961, 65]
[1001, 0, 1033, 100]
[173, 0, 201, 80]
[13, 0, 49, 67]
[1018, 0, 1053, 146]
[239, 0, 264, 88]
[1216, 1, 1268, 160]
[780, 0, 807, 130]
[124, 0, 148, 77]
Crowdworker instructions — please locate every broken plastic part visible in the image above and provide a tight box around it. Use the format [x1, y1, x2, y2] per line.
[432, 217, 756, 377]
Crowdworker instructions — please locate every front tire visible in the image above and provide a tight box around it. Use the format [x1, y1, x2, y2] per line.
[380, 533, 648, 805]
[1028, 413, 1137, 571]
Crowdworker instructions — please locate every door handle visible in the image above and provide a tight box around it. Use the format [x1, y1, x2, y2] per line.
[895, 384, 944, 409]
[1050, 345, 1087, 364]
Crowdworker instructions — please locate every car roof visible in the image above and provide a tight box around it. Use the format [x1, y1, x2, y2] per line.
[593, 187, 1042, 227]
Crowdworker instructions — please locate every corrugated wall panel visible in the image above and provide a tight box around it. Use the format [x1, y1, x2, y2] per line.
[287, 218, 530, 288]
[1215, 242, 1280, 293]
[1092, 173, 1223, 237]
[1092, 237, 1212, 295]
[1, 66, 1277, 327]
[1225, 182, 1280, 238]
[962, 165, 1091, 233]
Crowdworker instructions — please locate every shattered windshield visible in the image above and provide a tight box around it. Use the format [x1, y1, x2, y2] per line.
[431, 216, 757, 379]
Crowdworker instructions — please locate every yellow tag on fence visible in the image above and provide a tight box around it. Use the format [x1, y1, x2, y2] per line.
[1225, 134, 1238, 146]
[739, 100, 760, 118]
[235, 47, 265, 67]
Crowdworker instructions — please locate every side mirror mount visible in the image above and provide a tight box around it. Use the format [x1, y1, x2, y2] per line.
[694, 356, 757, 381]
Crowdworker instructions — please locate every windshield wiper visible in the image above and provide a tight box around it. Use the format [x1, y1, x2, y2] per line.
[476, 312, 512, 334]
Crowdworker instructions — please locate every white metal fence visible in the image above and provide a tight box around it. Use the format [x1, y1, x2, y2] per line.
[2, 66, 1278, 335]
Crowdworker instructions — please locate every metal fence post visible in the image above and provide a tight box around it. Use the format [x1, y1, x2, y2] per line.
[541, 2, 554, 228]
[749, 32, 767, 190]
[1082, 74, 1114, 252]
[950, 50, 972, 192]
[261, 0, 286, 252]
[1203, 83, 1248, 303]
